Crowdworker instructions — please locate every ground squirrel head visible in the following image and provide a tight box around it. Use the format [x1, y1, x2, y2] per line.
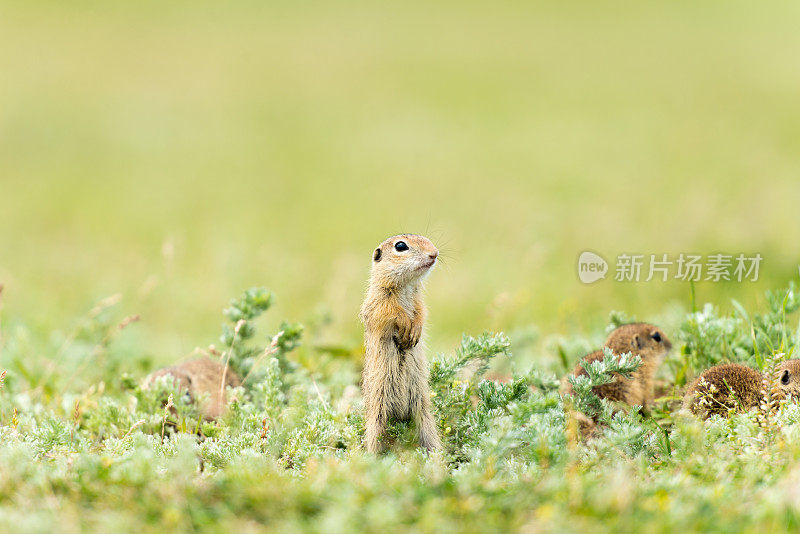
[605, 322, 672, 361]
[771, 359, 800, 402]
[369, 234, 439, 288]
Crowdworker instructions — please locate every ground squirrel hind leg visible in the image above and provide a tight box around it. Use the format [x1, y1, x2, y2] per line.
[414, 394, 442, 452]
[364, 405, 387, 453]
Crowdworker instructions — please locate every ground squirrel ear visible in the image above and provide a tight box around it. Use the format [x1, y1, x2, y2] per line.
[373, 248, 382, 262]
[631, 334, 643, 350]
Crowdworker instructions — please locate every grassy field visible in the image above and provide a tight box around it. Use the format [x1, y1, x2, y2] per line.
[1, 283, 800, 532]
[2, 0, 800, 531]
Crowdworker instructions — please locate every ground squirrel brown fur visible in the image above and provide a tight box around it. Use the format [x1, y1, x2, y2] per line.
[146, 357, 241, 420]
[360, 234, 442, 453]
[682, 359, 800, 418]
[564, 323, 672, 409]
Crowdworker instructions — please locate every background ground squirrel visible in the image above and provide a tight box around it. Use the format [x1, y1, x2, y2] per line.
[564, 323, 672, 409]
[146, 358, 241, 420]
[360, 234, 442, 453]
[682, 360, 800, 418]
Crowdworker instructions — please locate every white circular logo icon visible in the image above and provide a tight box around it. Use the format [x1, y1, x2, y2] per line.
[578, 251, 608, 284]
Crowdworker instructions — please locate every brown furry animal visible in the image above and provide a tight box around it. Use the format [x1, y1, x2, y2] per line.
[146, 358, 241, 420]
[360, 234, 441, 453]
[563, 323, 672, 410]
[682, 359, 800, 418]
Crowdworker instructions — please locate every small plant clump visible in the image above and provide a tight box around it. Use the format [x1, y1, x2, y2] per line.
[1, 284, 800, 531]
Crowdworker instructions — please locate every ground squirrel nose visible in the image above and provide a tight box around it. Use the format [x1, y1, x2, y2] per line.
[429, 251, 438, 260]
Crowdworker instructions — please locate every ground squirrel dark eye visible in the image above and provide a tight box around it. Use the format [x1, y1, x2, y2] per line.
[394, 241, 409, 252]
[782, 370, 790, 385]
[651, 332, 662, 342]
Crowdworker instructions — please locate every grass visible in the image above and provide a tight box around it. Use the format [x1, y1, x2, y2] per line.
[0, 283, 799, 532]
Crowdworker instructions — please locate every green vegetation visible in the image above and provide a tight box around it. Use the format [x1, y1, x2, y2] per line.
[1, 284, 800, 532]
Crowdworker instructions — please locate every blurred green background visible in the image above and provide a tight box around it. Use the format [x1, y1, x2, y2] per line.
[1, 0, 799, 362]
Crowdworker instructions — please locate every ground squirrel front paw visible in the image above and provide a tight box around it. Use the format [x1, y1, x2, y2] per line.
[394, 316, 422, 351]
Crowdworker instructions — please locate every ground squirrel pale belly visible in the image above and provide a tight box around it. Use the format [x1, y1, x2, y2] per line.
[146, 357, 241, 421]
[564, 323, 672, 409]
[682, 359, 800, 418]
[360, 234, 442, 453]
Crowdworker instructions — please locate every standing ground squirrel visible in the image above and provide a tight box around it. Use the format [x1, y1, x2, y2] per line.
[564, 323, 672, 409]
[360, 234, 442, 453]
[146, 358, 241, 420]
[682, 360, 800, 418]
